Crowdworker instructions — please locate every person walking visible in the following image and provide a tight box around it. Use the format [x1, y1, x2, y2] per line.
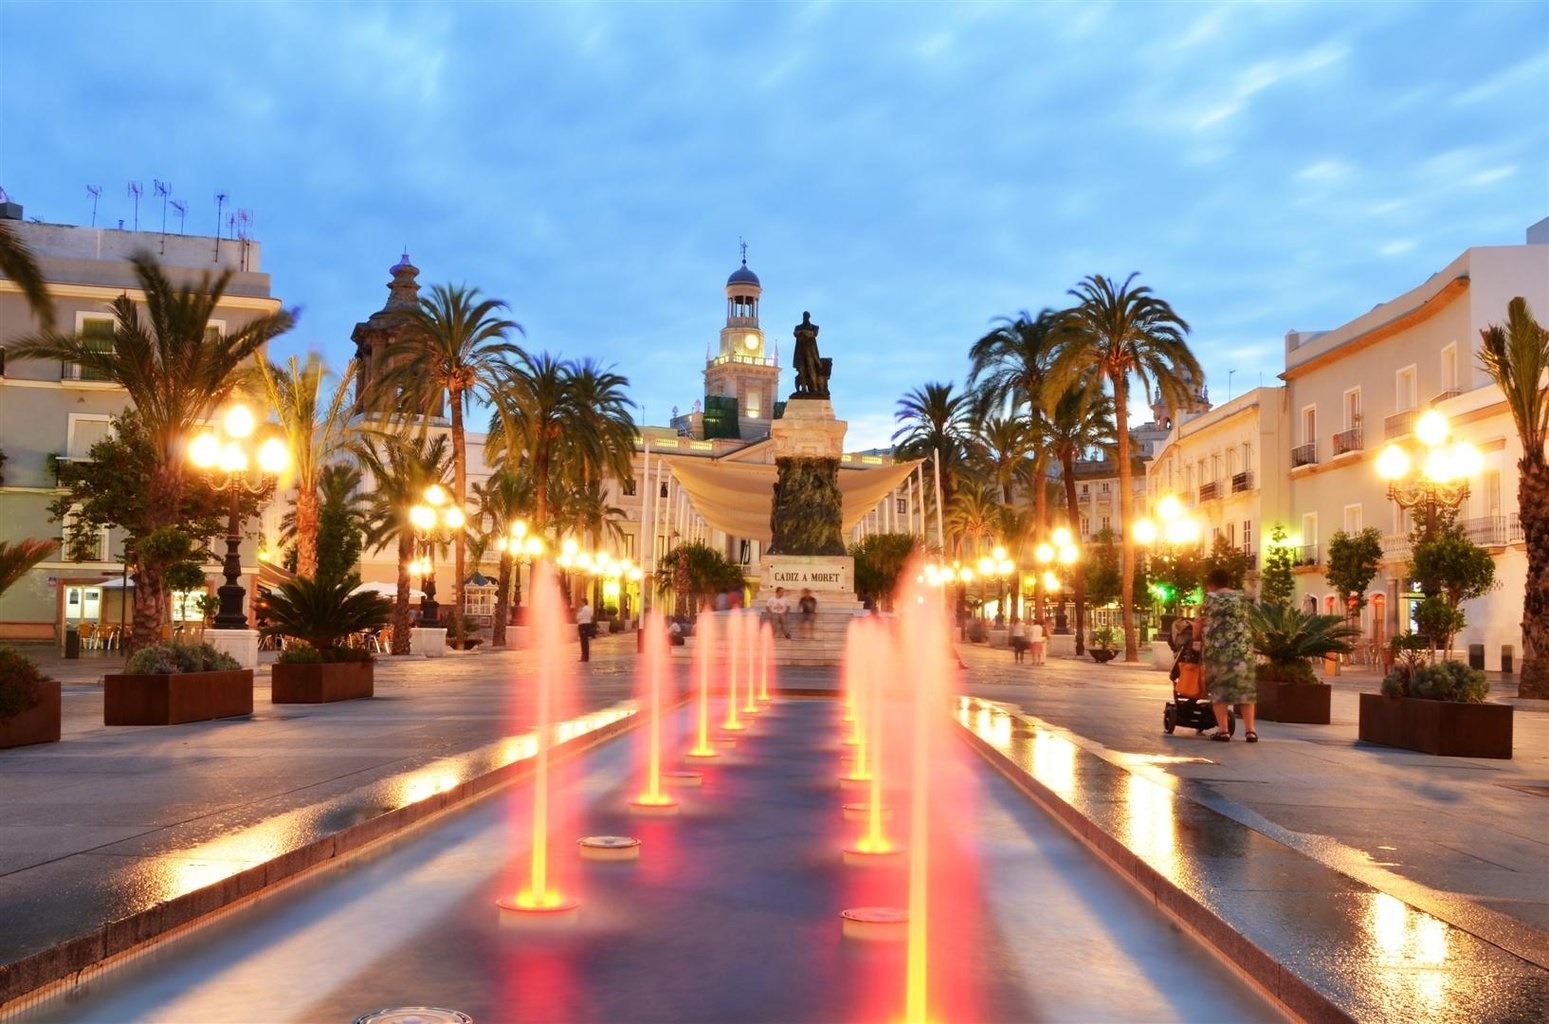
[1201, 568, 1257, 741]
[576, 599, 594, 663]
[1028, 618, 1047, 665]
[765, 587, 792, 639]
[798, 588, 818, 639]
[1009, 617, 1028, 663]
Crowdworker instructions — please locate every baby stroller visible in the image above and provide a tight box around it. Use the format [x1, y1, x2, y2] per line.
[1164, 621, 1235, 737]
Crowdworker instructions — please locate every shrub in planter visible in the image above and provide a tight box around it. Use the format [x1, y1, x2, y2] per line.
[125, 640, 241, 674]
[1382, 658, 1489, 703]
[0, 646, 48, 718]
[107, 641, 251, 725]
[0, 646, 60, 748]
[277, 643, 372, 665]
[1248, 603, 1358, 680]
[1364, 654, 1509, 758]
[263, 576, 388, 703]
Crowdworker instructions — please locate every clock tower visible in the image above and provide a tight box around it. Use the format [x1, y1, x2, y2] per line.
[701, 250, 781, 439]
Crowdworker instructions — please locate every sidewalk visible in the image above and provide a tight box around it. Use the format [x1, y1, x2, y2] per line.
[2, 635, 1546, 1019]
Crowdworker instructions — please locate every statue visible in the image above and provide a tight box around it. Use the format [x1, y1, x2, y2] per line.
[790, 311, 832, 400]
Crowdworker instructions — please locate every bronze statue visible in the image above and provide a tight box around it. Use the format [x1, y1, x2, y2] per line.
[791, 311, 831, 399]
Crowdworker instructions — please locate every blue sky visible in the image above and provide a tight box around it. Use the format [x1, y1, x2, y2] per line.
[2, 1, 1545, 450]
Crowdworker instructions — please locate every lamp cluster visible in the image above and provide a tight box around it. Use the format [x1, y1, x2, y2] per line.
[556, 538, 643, 582]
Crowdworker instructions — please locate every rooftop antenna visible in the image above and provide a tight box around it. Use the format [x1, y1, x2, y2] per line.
[235, 209, 253, 270]
[154, 180, 171, 253]
[170, 199, 187, 234]
[213, 192, 227, 261]
[126, 181, 142, 231]
[86, 185, 101, 227]
[1227, 368, 1237, 402]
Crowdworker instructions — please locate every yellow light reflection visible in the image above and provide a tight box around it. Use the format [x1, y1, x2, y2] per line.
[1123, 773, 1176, 879]
[1030, 729, 1076, 800]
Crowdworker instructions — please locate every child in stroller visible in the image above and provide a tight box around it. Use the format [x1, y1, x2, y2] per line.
[1165, 617, 1234, 736]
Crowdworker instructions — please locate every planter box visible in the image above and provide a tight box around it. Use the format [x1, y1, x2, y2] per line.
[104, 669, 253, 725]
[0, 680, 61, 748]
[1358, 693, 1513, 759]
[1256, 680, 1332, 724]
[271, 660, 373, 704]
[1090, 649, 1117, 664]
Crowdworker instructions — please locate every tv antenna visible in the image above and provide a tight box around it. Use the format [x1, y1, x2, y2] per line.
[214, 192, 227, 261]
[170, 199, 187, 235]
[126, 181, 143, 231]
[154, 180, 171, 252]
[1227, 368, 1237, 402]
[86, 185, 101, 227]
[234, 209, 253, 270]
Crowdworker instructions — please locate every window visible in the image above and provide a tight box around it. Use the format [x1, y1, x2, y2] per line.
[896, 497, 907, 515]
[1100, 516, 1111, 531]
[1484, 470, 1501, 516]
[463, 587, 495, 619]
[1081, 483, 1089, 495]
[1242, 520, 1252, 550]
[1344, 504, 1362, 535]
[1100, 482, 1110, 493]
[1302, 513, 1318, 548]
[1396, 365, 1417, 412]
[171, 589, 207, 623]
[1343, 388, 1361, 429]
[623, 479, 637, 496]
[744, 388, 761, 417]
[1301, 405, 1317, 445]
[60, 505, 107, 561]
[1440, 344, 1458, 394]
[1226, 522, 1236, 546]
[1080, 516, 1090, 535]
[70, 315, 115, 381]
[67, 414, 113, 460]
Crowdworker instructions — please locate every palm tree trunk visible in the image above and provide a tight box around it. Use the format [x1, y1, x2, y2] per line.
[493, 550, 513, 647]
[1112, 375, 1138, 662]
[1519, 455, 1549, 698]
[450, 395, 467, 648]
[128, 466, 181, 653]
[392, 533, 413, 656]
[1033, 452, 1048, 623]
[1062, 449, 1086, 655]
[294, 486, 320, 578]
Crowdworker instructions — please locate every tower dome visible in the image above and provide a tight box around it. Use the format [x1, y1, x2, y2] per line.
[727, 259, 760, 288]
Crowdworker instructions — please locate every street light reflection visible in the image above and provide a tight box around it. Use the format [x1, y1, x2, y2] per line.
[1122, 773, 1176, 879]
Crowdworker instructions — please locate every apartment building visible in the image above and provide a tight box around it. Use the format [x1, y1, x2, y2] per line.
[0, 201, 283, 642]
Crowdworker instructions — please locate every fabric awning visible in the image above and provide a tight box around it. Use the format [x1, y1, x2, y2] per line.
[661, 456, 922, 549]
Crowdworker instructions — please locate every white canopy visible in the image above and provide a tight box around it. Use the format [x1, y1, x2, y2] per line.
[351, 580, 426, 600]
[662, 456, 922, 549]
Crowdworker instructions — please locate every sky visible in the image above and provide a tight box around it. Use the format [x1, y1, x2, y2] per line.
[2, 1, 1546, 451]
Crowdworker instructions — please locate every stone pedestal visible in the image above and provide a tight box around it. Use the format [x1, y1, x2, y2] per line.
[411, 627, 448, 658]
[1049, 633, 1077, 658]
[205, 628, 259, 670]
[768, 399, 848, 557]
[770, 399, 847, 459]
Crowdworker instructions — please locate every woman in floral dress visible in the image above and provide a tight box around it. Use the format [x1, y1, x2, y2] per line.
[1201, 568, 1258, 742]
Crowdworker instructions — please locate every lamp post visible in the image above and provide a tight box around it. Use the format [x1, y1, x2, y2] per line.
[496, 518, 546, 616]
[1376, 410, 1480, 545]
[1134, 494, 1201, 640]
[408, 484, 465, 626]
[188, 404, 289, 630]
[1034, 528, 1080, 633]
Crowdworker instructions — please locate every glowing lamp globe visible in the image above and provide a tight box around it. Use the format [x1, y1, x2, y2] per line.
[257, 437, 289, 475]
[1376, 445, 1410, 481]
[188, 432, 220, 469]
[223, 404, 256, 439]
[443, 507, 466, 530]
[424, 484, 448, 507]
[1157, 494, 1184, 522]
[218, 442, 248, 474]
[1415, 409, 1450, 448]
[1052, 527, 1072, 547]
[410, 505, 436, 531]
[1423, 449, 1455, 483]
[1042, 571, 1060, 592]
[1451, 442, 1483, 479]
[1133, 520, 1158, 545]
[976, 556, 994, 576]
[1034, 543, 1054, 563]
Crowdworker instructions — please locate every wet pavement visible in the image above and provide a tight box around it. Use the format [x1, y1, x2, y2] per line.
[1, 635, 1545, 1021]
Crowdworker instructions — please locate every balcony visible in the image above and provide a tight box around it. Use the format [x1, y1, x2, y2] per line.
[1198, 481, 1220, 502]
[1384, 409, 1418, 440]
[1231, 471, 1253, 493]
[1460, 514, 1524, 547]
[1431, 389, 1462, 405]
[1332, 426, 1364, 456]
[1290, 442, 1318, 469]
[60, 361, 115, 383]
[61, 533, 105, 562]
[1295, 543, 1320, 567]
[1383, 533, 1411, 558]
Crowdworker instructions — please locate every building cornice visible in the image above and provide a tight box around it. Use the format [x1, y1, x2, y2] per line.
[0, 281, 280, 312]
[1280, 275, 1470, 382]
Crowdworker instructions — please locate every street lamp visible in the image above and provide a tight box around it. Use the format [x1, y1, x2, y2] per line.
[495, 518, 547, 615]
[408, 484, 465, 625]
[1134, 494, 1201, 637]
[1376, 410, 1481, 542]
[1034, 528, 1080, 632]
[188, 404, 289, 630]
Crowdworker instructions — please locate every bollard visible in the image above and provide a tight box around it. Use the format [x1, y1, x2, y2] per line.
[1322, 653, 1340, 677]
[64, 626, 81, 659]
[1469, 643, 1485, 670]
[1502, 644, 1514, 675]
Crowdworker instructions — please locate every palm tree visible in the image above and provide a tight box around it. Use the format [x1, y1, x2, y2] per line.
[357, 433, 452, 655]
[1478, 297, 1549, 698]
[0, 539, 56, 598]
[1051, 273, 1199, 662]
[969, 309, 1063, 534]
[0, 221, 53, 328]
[1046, 380, 1116, 654]
[9, 252, 295, 651]
[253, 354, 354, 578]
[892, 382, 969, 546]
[1248, 603, 1360, 684]
[567, 357, 638, 490]
[469, 466, 534, 647]
[376, 284, 523, 648]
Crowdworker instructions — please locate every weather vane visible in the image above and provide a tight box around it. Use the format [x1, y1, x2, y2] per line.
[739, 237, 748, 264]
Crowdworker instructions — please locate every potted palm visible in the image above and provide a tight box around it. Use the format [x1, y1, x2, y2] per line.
[1248, 603, 1359, 724]
[263, 575, 391, 703]
[105, 640, 249, 725]
[0, 539, 60, 748]
[1360, 646, 1512, 758]
[1089, 627, 1119, 663]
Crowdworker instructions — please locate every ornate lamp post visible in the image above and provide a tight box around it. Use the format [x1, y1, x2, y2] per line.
[496, 518, 546, 615]
[1034, 528, 1080, 632]
[408, 484, 465, 625]
[1376, 410, 1480, 544]
[188, 404, 289, 630]
[975, 545, 1016, 624]
[1134, 494, 1200, 639]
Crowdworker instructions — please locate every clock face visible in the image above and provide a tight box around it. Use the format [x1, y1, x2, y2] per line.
[743, 333, 760, 352]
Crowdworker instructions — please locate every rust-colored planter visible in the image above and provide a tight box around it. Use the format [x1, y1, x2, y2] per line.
[0, 680, 61, 748]
[104, 670, 253, 725]
[271, 660, 374, 703]
[1358, 693, 1513, 759]
[1255, 679, 1331, 724]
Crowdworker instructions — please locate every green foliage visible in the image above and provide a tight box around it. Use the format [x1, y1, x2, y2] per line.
[1247, 602, 1359, 680]
[314, 464, 366, 585]
[1203, 533, 1251, 592]
[1409, 525, 1495, 652]
[1090, 626, 1123, 650]
[770, 457, 846, 555]
[1260, 524, 1296, 607]
[1151, 545, 1204, 612]
[260, 575, 392, 652]
[0, 539, 56, 599]
[1255, 659, 1318, 685]
[1383, 659, 1489, 703]
[1325, 527, 1384, 611]
[163, 560, 209, 594]
[0, 646, 50, 719]
[1413, 596, 1466, 653]
[277, 642, 372, 665]
[125, 640, 240, 674]
[851, 533, 920, 608]
[653, 542, 746, 611]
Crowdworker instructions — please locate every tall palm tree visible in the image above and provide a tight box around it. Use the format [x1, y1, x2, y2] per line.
[0, 539, 56, 598]
[567, 357, 638, 489]
[469, 465, 534, 647]
[253, 354, 354, 578]
[969, 414, 1033, 507]
[969, 309, 1063, 536]
[1046, 379, 1117, 654]
[9, 252, 295, 651]
[892, 381, 969, 548]
[1051, 272, 1199, 662]
[376, 284, 523, 647]
[0, 221, 53, 328]
[357, 433, 452, 655]
[1478, 297, 1549, 698]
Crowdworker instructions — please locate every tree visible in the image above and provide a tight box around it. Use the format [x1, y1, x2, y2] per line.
[1260, 523, 1296, 607]
[968, 309, 1063, 532]
[1478, 297, 1549, 697]
[652, 542, 744, 614]
[313, 463, 367, 585]
[1052, 273, 1200, 662]
[892, 382, 969, 543]
[851, 533, 920, 609]
[1324, 527, 1384, 620]
[376, 284, 524, 648]
[356, 433, 452, 655]
[9, 252, 295, 651]
[1047, 381, 1116, 652]
[1203, 533, 1252, 594]
[0, 539, 56, 599]
[252, 354, 355, 578]
[1409, 525, 1496, 656]
[469, 466, 534, 647]
[1248, 603, 1360, 684]
[0, 220, 53, 328]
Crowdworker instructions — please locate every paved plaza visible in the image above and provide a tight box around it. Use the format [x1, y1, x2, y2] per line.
[1, 633, 1546, 1021]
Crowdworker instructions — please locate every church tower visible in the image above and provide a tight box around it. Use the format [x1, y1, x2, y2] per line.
[349, 252, 440, 421]
[701, 249, 780, 440]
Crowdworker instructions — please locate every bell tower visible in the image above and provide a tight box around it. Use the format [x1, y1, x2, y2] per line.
[702, 245, 781, 439]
